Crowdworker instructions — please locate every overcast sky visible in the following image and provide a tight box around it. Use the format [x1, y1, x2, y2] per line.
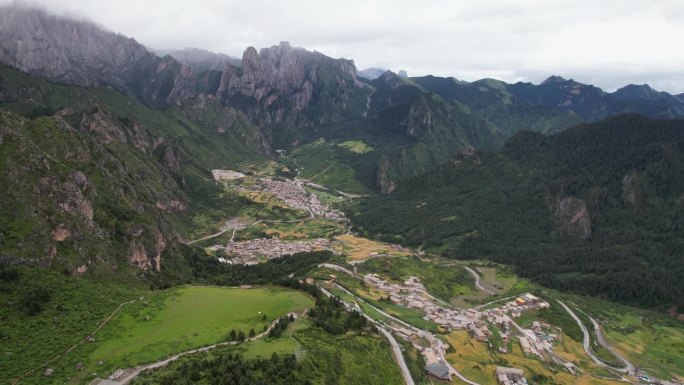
[6, 0, 684, 93]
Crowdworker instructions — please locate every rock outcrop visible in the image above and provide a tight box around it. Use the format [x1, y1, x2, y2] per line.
[0, 6, 206, 108]
[551, 196, 592, 240]
[217, 41, 365, 135]
[377, 154, 397, 194]
[622, 171, 642, 208]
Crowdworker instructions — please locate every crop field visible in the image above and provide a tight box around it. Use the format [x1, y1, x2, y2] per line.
[85, 286, 312, 375]
[130, 318, 403, 385]
[604, 313, 684, 380]
[261, 218, 346, 240]
[562, 295, 684, 381]
[334, 234, 411, 262]
[444, 331, 623, 385]
[358, 255, 473, 302]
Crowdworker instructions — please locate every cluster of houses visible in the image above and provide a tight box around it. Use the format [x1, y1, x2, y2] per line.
[216, 238, 333, 265]
[360, 272, 565, 381]
[496, 366, 528, 385]
[239, 177, 345, 220]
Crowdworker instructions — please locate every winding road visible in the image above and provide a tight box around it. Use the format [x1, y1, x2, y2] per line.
[378, 327, 416, 385]
[556, 299, 634, 376]
[328, 282, 481, 385]
[464, 266, 495, 295]
[585, 312, 635, 374]
[319, 286, 415, 385]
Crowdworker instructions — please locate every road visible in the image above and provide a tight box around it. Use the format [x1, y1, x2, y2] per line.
[318, 263, 355, 276]
[319, 286, 415, 385]
[474, 295, 517, 310]
[116, 313, 296, 384]
[556, 299, 635, 380]
[378, 327, 416, 385]
[586, 313, 635, 373]
[464, 266, 495, 295]
[556, 299, 605, 368]
[329, 282, 481, 385]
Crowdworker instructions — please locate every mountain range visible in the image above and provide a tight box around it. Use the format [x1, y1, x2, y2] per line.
[3, 6, 683, 194]
[0, 6, 683, 309]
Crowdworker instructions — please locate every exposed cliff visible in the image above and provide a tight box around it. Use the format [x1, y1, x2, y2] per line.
[0, 7, 216, 109]
[551, 196, 592, 241]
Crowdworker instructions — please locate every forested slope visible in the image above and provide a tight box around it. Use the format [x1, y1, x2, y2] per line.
[351, 115, 684, 309]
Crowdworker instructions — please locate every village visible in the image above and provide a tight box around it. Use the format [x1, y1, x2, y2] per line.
[238, 176, 345, 220]
[358, 272, 572, 384]
[213, 237, 334, 265]
[211, 170, 581, 385]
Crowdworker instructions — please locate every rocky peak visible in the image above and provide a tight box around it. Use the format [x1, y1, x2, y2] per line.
[0, 6, 198, 108]
[613, 84, 681, 105]
[166, 47, 239, 73]
[218, 41, 363, 115]
[541, 75, 567, 85]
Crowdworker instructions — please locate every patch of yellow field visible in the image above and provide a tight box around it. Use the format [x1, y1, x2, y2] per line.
[264, 228, 308, 239]
[444, 331, 622, 385]
[334, 234, 411, 262]
[337, 140, 374, 154]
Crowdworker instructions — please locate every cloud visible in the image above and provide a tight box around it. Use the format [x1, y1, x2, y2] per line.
[3, 0, 683, 93]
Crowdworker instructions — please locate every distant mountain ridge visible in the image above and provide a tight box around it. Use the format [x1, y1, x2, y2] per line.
[1, 5, 683, 195]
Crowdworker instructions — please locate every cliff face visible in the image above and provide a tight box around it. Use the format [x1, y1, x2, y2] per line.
[0, 7, 206, 108]
[217, 42, 366, 142]
[552, 196, 592, 241]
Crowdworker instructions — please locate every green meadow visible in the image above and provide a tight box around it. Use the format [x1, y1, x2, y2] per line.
[88, 286, 313, 370]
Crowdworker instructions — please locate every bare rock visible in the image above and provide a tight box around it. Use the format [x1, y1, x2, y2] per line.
[552, 196, 591, 240]
[622, 171, 642, 208]
[377, 155, 397, 194]
[51, 224, 71, 241]
[155, 200, 187, 212]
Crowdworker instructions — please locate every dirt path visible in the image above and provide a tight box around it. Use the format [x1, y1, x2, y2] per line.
[464, 266, 495, 295]
[116, 312, 303, 384]
[12, 298, 141, 385]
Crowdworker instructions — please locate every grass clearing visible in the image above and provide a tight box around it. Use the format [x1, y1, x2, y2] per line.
[337, 140, 374, 154]
[87, 286, 312, 372]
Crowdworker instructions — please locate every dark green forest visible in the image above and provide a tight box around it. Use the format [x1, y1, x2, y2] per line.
[351, 115, 684, 309]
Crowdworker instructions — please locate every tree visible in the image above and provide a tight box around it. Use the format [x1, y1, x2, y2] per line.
[249, 328, 256, 338]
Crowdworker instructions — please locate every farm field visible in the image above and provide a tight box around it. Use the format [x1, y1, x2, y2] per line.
[334, 234, 411, 262]
[358, 255, 474, 302]
[444, 331, 623, 385]
[83, 286, 313, 378]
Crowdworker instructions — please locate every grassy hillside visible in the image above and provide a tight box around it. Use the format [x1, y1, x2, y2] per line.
[351, 115, 684, 309]
[0, 65, 265, 277]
